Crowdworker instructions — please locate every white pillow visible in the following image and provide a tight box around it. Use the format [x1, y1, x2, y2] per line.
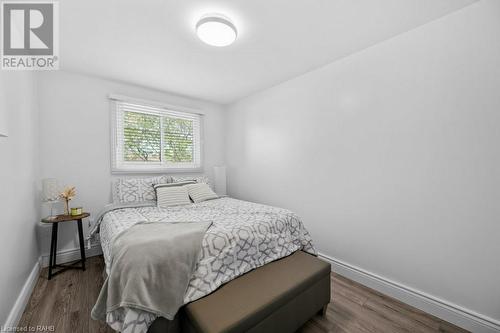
[186, 183, 218, 203]
[155, 180, 195, 188]
[155, 184, 191, 208]
[172, 175, 212, 189]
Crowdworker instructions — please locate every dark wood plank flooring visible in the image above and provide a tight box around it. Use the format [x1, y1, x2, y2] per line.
[19, 256, 469, 333]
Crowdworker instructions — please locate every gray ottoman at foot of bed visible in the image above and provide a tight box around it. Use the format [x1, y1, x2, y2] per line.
[180, 250, 331, 333]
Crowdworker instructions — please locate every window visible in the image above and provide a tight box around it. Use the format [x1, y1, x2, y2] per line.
[111, 97, 202, 172]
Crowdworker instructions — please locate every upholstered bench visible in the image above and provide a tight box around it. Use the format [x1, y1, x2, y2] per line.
[181, 251, 331, 333]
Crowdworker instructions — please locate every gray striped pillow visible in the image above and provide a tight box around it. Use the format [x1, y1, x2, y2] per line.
[155, 185, 191, 208]
[185, 183, 218, 203]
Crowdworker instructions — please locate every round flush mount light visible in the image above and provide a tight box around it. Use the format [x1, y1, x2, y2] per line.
[196, 14, 237, 47]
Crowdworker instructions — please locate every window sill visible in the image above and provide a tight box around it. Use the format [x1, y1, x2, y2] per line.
[111, 167, 203, 174]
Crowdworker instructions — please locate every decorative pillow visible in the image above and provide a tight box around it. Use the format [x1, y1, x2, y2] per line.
[172, 175, 212, 188]
[154, 180, 195, 188]
[185, 183, 218, 203]
[155, 184, 191, 208]
[113, 175, 172, 203]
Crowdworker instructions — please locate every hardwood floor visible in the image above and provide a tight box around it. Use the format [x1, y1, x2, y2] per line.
[19, 256, 469, 333]
[299, 274, 469, 333]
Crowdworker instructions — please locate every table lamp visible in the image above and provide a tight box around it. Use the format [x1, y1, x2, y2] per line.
[214, 166, 227, 196]
[42, 178, 60, 220]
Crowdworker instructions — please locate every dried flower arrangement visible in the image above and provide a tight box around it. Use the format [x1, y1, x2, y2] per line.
[59, 186, 76, 215]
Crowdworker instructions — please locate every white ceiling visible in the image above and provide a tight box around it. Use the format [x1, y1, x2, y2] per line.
[60, 0, 475, 104]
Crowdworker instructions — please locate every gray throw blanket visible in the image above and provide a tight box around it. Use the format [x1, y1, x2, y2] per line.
[91, 221, 212, 321]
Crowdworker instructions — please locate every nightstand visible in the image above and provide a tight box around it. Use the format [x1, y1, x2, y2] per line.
[41, 213, 89, 280]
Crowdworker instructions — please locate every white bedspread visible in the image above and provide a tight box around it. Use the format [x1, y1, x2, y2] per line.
[97, 197, 316, 333]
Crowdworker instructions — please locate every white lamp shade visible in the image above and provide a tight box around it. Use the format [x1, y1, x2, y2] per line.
[42, 178, 60, 202]
[214, 166, 227, 196]
[0, 114, 6, 136]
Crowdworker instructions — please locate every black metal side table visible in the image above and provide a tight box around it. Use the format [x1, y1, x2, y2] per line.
[41, 212, 89, 280]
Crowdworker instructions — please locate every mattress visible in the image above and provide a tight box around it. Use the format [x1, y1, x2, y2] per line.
[96, 197, 316, 333]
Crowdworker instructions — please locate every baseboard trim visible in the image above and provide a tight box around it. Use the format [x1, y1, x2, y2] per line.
[318, 252, 500, 333]
[2, 245, 102, 331]
[40, 243, 102, 267]
[2, 258, 41, 331]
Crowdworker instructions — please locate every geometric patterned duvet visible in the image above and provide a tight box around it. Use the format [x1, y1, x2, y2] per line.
[97, 197, 316, 333]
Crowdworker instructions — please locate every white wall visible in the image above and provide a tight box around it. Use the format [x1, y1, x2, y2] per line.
[226, 0, 500, 328]
[0, 72, 40, 325]
[0, 79, 7, 136]
[37, 71, 226, 255]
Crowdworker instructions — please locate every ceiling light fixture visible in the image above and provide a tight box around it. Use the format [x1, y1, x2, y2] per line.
[196, 14, 237, 47]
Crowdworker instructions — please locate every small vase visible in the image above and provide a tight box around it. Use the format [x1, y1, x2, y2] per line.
[64, 199, 70, 215]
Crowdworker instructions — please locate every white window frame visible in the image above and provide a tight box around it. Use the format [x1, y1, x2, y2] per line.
[110, 94, 204, 174]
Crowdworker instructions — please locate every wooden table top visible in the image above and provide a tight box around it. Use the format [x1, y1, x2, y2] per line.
[41, 212, 90, 223]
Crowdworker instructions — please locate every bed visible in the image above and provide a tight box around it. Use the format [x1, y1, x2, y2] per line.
[90, 178, 317, 333]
